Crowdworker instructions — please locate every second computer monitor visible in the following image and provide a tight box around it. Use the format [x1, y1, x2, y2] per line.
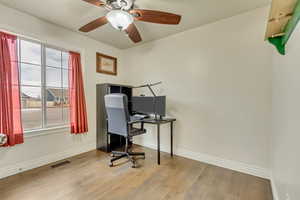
[131, 96, 166, 117]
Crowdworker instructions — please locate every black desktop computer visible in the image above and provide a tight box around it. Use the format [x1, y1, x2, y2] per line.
[131, 96, 166, 118]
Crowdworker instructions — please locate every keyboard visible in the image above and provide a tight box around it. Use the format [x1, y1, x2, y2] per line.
[131, 114, 149, 120]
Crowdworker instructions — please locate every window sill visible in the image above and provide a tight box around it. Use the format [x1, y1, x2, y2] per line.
[24, 126, 70, 138]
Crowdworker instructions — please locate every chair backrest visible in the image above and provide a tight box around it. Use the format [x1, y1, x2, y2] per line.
[104, 94, 130, 137]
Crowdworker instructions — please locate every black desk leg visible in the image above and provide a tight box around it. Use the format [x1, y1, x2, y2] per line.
[157, 124, 160, 165]
[171, 121, 173, 157]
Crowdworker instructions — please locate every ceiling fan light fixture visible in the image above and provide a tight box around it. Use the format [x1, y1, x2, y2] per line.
[106, 10, 134, 31]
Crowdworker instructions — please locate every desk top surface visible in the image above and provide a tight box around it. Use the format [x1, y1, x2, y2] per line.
[142, 117, 176, 124]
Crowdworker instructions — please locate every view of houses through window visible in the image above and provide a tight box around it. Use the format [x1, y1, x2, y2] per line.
[19, 39, 70, 131]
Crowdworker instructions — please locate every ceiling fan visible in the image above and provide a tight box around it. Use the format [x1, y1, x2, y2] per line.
[79, 0, 181, 43]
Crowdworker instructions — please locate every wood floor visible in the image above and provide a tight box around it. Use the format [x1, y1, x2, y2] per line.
[0, 146, 273, 200]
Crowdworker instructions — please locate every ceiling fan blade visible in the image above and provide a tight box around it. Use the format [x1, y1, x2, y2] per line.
[130, 9, 181, 25]
[82, 0, 105, 7]
[79, 16, 108, 32]
[125, 23, 142, 43]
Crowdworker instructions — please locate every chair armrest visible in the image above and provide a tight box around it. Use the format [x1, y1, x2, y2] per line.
[129, 120, 145, 130]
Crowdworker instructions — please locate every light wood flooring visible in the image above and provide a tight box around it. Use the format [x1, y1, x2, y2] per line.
[0, 146, 273, 200]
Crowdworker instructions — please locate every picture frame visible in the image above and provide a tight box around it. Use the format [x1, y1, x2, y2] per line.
[96, 52, 117, 76]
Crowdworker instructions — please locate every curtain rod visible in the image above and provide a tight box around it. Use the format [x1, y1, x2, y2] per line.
[0, 28, 80, 54]
[0, 28, 41, 42]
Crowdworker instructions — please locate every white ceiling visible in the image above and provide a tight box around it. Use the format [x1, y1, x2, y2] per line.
[0, 0, 270, 49]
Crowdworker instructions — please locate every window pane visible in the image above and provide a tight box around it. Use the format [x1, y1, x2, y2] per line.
[21, 86, 42, 130]
[20, 40, 41, 65]
[46, 48, 61, 67]
[21, 63, 41, 86]
[62, 69, 69, 88]
[21, 86, 42, 100]
[19, 42, 70, 131]
[63, 107, 69, 123]
[22, 108, 43, 130]
[62, 52, 69, 69]
[46, 67, 61, 87]
[62, 89, 69, 122]
[62, 88, 69, 105]
[46, 88, 63, 126]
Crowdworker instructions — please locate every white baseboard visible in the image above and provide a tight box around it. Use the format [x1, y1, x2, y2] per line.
[0, 142, 95, 179]
[270, 175, 279, 200]
[135, 141, 270, 179]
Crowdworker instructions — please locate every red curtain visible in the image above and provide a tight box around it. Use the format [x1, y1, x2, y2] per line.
[0, 32, 23, 146]
[69, 51, 88, 134]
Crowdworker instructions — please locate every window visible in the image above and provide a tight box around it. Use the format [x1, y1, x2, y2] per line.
[18, 38, 70, 131]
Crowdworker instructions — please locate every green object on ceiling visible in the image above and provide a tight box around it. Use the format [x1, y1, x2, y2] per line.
[268, 0, 300, 55]
[268, 36, 285, 55]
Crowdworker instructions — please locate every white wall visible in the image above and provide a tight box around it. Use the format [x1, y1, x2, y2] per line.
[0, 4, 129, 178]
[123, 7, 272, 175]
[271, 25, 300, 200]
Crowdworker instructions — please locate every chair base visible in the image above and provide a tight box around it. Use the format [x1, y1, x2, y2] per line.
[109, 151, 145, 168]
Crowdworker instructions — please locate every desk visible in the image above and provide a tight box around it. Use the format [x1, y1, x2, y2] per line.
[142, 118, 176, 165]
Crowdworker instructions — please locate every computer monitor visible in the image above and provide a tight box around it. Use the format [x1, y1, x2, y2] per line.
[131, 96, 166, 117]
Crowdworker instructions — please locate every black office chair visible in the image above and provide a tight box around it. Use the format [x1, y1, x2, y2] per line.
[104, 93, 146, 168]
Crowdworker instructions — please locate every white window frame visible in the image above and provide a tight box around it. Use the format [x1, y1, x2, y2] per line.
[17, 37, 70, 135]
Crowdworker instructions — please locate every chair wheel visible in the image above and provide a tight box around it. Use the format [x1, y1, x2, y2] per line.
[131, 164, 137, 168]
[109, 163, 113, 167]
[131, 162, 138, 168]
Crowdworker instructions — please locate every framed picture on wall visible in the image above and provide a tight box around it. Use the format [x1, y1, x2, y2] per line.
[96, 53, 117, 76]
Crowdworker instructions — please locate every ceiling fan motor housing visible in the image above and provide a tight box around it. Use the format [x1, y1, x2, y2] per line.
[106, 0, 133, 10]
